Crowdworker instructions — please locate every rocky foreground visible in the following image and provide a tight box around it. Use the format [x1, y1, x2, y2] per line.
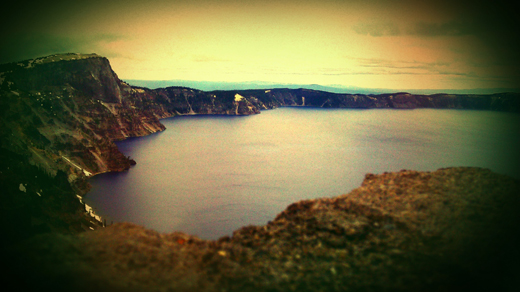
[3, 167, 519, 292]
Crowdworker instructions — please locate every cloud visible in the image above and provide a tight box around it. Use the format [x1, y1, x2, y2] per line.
[354, 57, 450, 69]
[253, 62, 470, 77]
[191, 54, 230, 63]
[340, 56, 475, 77]
[353, 20, 477, 38]
[352, 21, 401, 37]
[407, 21, 475, 37]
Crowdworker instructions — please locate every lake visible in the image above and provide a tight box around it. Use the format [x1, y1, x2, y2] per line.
[84, 107, 520, 239]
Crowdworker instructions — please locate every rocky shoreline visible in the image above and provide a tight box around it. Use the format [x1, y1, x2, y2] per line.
[3, 167, 519, 291]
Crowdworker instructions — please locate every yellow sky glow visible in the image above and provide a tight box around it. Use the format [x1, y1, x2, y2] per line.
[2, 0, 519, 91]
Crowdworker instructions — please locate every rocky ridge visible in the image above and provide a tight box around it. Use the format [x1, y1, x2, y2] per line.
[4, 167, 519, 291]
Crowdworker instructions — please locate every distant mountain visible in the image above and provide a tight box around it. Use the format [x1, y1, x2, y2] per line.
[124, 79, 520, 95]
[124, 79, 352, 93]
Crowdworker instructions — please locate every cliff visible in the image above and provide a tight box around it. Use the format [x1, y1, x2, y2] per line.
[0, 54, 275, 238]
[0, 53, 276, 179]
[3, 167, 519, 291]
[234, 88, 520, 112]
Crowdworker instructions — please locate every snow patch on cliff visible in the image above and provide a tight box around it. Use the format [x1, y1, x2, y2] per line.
[77, 195, 103, 223]
[235, 94, 245, 102]
[85, 203, 102, 223]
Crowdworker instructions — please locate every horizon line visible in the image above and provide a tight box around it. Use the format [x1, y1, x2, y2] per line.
[123, 79, 520, 95]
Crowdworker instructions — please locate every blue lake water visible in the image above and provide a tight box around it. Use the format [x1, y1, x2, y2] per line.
[84, 107, 520, 239]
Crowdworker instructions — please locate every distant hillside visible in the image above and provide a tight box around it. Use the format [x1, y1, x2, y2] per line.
[124, 79, 520, 95]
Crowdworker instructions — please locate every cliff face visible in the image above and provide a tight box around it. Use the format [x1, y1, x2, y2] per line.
[7, 54, 124, 104]
[1, 54, 162, 177]
[0, 54, 274, 181]
[0, 54, 163, 238]
[0, 53, 280, 238]
[237, 88, 520, 111]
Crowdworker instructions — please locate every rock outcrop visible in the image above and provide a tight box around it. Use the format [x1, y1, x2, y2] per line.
[4, 167, 519, 292]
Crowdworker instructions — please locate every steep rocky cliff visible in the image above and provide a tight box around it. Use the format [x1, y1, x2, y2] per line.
[0, 53, 279, 239]
[0, 54, 277, 180]
[236, 88, 520, 111]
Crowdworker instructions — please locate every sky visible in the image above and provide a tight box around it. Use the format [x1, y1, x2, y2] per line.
[1, 0, 519, 91]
